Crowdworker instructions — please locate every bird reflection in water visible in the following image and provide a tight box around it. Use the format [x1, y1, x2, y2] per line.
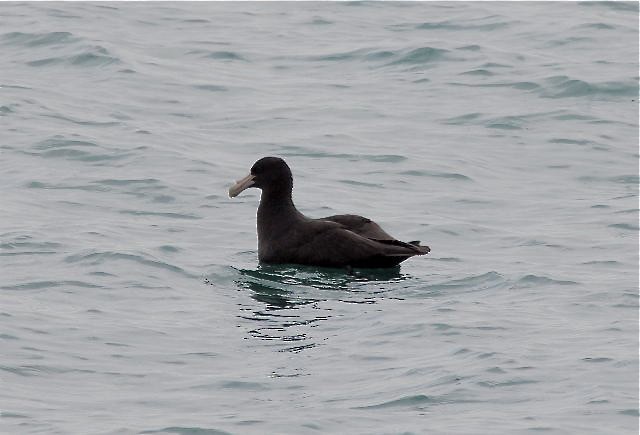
[232, 264, 408, 352]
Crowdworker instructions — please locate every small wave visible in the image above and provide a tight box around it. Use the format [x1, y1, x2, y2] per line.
[42, 113, 120, 127]
[26, 137, 129, 163]
[416, 20, 510, 32]
[614, 208, 640, 215]
[158, 245, 180, 253]
[0, 104, 16, 115]
[485, 116, 524, 130]
[26, 148, 126, 163]
[1, 364, 95, 377]
[477, 378, 538, 388]
[577, 22, 616, 30]
[182, 18, 211, 24]
[140, 427, 232, 435]
[43, 7, 81, 19]
[400, 169, 472, 181]
[540, 75, 638, 99]
[309, 17, 333, 25]
[192, 84, 229, 92]
[458, 44, 482, 51]
[219, 380, 269, 391]
[578, 1, 639, 12]
[455, 198, 495, 205]
[27, 180, 108, 191]
[448, 81, 541, 92]
[307, 46, 450, 67]
[338, 179, 383, 188]
[65, 250, 196, 277]
[619, 409, 640, 417]
[609, 175, 639, 184]
[94, 178, 161, 187]
[187, 49, 247, 61]
[119, 210, 200, 220]
[153, 195, 176, 203]
[279, 146, 406, 163]
[544, 36, 593, 48]
[460, 69, 494, 77]
[578, 174, 639, 185]
[1, 280, 102, 291]
[582, 357, 613, 363]
[355, 394, 442, 410]
[548, 138, 596, 146]
[431, 257, 463, 262]
[34, 137, 98, 150]
[26, 45, 120, 68]
[309, 48, 370, 62]
[205, 50, 246, 61]
[443, 112, 482, 125]
[480, 62, 512, 69]
[387, 46, 449, 65]
[518, 239, 567, 249]
[0, 237, 61, 256]
[451, 74, 637, 101]
[608, 223, 639, 231]
[512, 274, 579, 288]
[425, 271, 507, 293]
[364, 50, 396, 61]
[582, 260, 622, 266]
[0, 238, 61, 251]
[552, 111, 596, 122]
[69, 50, 120, 66]
[1, 31, 78, 47]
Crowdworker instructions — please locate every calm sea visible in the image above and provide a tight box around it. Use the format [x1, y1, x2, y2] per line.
[1, 2, 638, 434]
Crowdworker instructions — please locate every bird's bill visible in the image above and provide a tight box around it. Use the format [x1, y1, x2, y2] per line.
[228, 174, 255, 198]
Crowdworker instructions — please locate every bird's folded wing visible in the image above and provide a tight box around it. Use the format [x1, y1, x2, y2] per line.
[320, 214, 396, 240]
[293, 220, 422, 266]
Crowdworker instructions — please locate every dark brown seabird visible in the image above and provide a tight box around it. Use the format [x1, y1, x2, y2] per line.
[228, 156, 430, 269]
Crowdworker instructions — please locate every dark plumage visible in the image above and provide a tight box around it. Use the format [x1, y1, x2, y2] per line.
[228, 156, 430, 268]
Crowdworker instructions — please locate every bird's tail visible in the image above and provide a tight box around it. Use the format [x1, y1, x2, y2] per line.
[372, 239, 431, 255]
[408, 240, 430, 254]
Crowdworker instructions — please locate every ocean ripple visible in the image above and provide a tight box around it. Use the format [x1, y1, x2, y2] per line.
[65, 250, 197, 278]
[1, 2, 637, 434]
[26, 46, 120, 67]
[1, 31, 78, 47]
[540, 75, 638, 99]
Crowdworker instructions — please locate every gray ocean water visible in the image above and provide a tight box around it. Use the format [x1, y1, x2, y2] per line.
[1, 2, 638, 434]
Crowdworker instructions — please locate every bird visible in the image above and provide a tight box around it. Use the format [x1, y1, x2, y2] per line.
[228, 156, 430, 269]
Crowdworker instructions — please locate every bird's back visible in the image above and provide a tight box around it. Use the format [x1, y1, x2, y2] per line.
[259, 216, 429, 268]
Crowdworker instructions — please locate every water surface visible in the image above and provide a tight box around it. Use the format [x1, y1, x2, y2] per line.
[1, 2, 638, 434]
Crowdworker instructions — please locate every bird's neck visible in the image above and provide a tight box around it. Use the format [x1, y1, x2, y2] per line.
[258, 190, 300, 219]
[257, 190, 303, 235]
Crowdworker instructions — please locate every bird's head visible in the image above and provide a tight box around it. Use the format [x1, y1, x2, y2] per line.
[228, 156, 293, 198]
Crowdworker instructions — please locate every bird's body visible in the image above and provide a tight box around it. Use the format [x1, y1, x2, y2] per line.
[229, 157, 430, 269]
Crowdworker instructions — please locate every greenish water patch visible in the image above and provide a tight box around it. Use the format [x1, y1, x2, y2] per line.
[119, 210, 200, 219]
[1, 280, 102, 291]
[193, 84, 228, 92]
[387, 46, 449, 65]
[541, 75, 638, 99]
[140, 427, 232, 435]
[279, 146, 407, 163]
[1, 31, 78, 47]
[512, 275, 579, 288]
[355, 394, 434, 409]
[401, 169, 472, 181]
[206, 51, 246, 61]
